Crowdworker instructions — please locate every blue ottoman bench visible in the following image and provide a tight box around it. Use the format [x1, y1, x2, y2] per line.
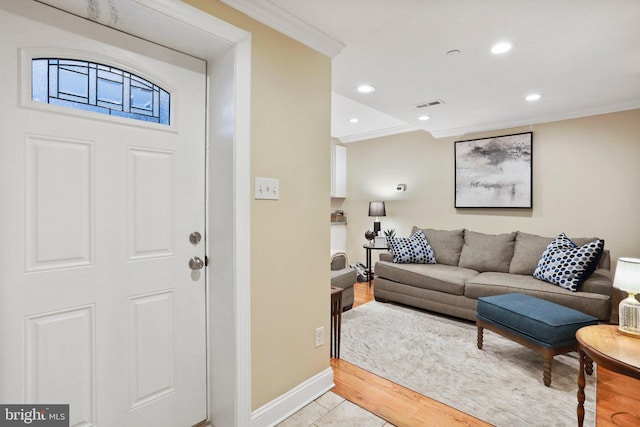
[476, 293, 598, 387]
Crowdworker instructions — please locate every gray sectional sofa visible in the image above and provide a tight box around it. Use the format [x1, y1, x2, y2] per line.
[374, 228, 613, 321]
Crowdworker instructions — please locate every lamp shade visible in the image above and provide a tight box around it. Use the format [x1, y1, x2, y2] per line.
[368, 201, 386, 217]
[613, 257, 640, 293]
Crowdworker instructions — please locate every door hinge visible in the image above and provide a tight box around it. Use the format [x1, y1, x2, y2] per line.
[205, 255, 209, 267]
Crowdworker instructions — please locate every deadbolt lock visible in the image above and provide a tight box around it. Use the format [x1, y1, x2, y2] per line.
[189, 231, 202, 245]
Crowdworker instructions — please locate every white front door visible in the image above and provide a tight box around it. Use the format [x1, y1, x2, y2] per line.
[0, 2, 207, 426]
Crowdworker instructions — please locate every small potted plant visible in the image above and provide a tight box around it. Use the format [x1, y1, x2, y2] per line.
[384, 229, 396, 238]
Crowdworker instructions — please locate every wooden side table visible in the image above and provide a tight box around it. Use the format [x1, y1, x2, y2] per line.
[363, 244, 389, 288]
[330, 286, 343, 358]
[576, 325, 640, 427]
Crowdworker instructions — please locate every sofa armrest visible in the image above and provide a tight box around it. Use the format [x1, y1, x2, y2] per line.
[331, 268, 356, 293]
[379, 251, 393, 262]
[331, 251, 348, 270]
[581, 268, 613, 296]
[598, 249, 611, 270]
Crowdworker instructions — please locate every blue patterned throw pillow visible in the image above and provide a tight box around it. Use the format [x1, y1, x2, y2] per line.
[387, 230, 437, 264]
[533, 233, 604, 292]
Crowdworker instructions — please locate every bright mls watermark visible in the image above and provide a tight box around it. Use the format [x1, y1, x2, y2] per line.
[0, 405, 69, 426]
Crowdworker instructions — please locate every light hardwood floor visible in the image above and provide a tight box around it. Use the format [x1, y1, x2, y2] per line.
[331, 281, 491, 427]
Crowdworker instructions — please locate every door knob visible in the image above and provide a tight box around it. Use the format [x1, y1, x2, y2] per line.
[189, 256, 205, 270]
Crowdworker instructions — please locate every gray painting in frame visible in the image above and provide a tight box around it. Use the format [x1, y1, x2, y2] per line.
[455, 132, 532, 208]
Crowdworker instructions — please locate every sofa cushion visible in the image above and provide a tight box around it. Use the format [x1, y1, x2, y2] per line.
[412, 227, 465, 266]
[510, 232, 605, 275]
[533, 233, 604, 292]
[509, 232, 553, 275]
[330, 267, 356, 285]
[387, 230, 436, 264]
[374, 261, 478, 296]
[464, 272, 612, 320]
[458, 231, 516, 273]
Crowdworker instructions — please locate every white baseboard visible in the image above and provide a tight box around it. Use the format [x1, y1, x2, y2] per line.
[250, 367, 334, 427]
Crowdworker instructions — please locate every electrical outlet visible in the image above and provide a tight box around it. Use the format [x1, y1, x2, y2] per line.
[315, 326, 324, 347]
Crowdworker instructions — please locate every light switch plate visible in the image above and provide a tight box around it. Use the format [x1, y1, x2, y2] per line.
[255, 177, 279, 200]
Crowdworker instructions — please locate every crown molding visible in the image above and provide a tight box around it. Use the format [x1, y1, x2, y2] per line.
[336, 101, 640, 142]
[430, 102, 640, 139]
[337, 124, 420, 143]
[220, 0, 344, 57]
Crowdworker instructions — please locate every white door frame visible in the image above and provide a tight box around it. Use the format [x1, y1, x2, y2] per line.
[35, 1, 253, 425]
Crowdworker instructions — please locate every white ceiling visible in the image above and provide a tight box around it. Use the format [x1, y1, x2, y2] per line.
[223, 0, 640, 141]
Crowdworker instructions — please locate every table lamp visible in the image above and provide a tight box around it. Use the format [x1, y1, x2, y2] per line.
[368, 201, 386, 235]
[613, 257, 640, 337]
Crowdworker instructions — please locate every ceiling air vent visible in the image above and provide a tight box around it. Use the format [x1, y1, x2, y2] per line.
[415, 99, 445, 108]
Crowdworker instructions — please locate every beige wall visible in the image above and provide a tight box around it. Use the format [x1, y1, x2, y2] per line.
[184, 1, 332, 410]
[336, 109, 640, 275]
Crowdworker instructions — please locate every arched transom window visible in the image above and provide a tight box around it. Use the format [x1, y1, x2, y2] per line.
[32, 58, 170, 125]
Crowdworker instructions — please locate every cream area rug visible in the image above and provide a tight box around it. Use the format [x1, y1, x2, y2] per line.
[340, 301, 595, 427]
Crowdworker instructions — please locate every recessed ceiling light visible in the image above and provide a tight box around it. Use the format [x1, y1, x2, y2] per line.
[357, 84, 376, 94]
[418, 115, 430, 121]
[491, 41, 513, 54]
[525, 93, 541, 102]
[349, 117, 359, 123]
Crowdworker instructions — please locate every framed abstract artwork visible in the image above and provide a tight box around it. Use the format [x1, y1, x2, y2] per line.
[455, 132, 532, 208]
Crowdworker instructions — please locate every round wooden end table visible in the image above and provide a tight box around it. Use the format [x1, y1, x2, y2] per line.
[576, 325, 640, 427]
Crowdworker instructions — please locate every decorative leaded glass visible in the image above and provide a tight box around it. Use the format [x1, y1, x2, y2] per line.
[32, 58, 170, 125]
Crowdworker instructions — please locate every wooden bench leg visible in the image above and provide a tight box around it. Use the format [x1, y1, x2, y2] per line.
[543, 354, 552, 387]
[476, 317, 583, 387]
